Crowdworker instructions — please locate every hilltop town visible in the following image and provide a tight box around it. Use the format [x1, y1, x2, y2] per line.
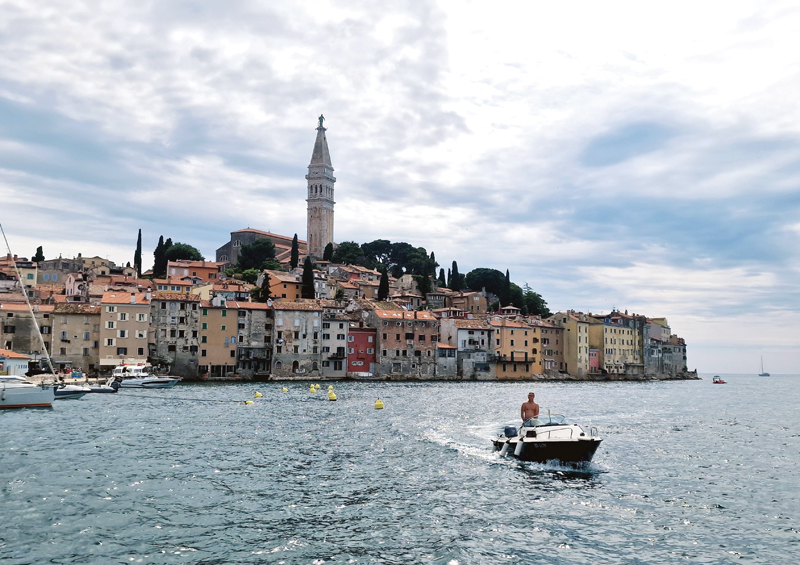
[0, 116, 692, 381]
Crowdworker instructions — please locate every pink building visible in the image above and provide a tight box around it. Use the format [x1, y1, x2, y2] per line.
[347, 327, 377, 375]
[589, 348, 600, 374]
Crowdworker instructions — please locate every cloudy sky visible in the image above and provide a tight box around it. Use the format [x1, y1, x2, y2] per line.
[1, 1, 798, 373]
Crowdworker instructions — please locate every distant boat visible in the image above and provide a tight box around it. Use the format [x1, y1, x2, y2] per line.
[712, 376, 726, 384]
[758, 357, 770, 377]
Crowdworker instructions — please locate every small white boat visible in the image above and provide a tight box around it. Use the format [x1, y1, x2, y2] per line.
[0, 376, 55, 409]
[53, 383, 91, 400]
[107, 364, 181, 389]
[493, 413, 602, 465]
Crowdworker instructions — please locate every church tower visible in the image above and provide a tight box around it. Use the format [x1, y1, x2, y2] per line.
[306, 115, 336, 259]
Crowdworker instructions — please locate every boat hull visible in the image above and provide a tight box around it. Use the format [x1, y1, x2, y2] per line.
[493, 437, 602, 464]
[117, 378, 180, 389]
[0, 386, 55, 409]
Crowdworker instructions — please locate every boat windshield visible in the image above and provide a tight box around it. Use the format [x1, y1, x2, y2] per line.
[524, 414, 567, 427]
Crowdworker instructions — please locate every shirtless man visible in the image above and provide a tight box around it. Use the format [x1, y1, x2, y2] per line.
[521, 392, 540, 425]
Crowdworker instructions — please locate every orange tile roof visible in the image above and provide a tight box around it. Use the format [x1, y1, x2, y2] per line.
[374, 310, 435, 320]
[0, 348, 30, 359]
[53, 303, 102, 314]
[437, 344, 457, 349]
[0, 303, 55, 312]
[150, 292, 202, 302]
[272, 301, 322, 311]
[229, 301, 272, 310]
[101, 291, 151, 305]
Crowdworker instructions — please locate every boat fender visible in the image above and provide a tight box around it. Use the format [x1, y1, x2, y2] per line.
[504, 426, 517, 438]
[499, 442, 510, 456]
[375, 399, 384, 409]
[254, 392, 263, 398]
[514, 440, 524, 456]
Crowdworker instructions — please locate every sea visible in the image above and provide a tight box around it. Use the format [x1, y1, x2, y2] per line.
[2, 374, 798, 564]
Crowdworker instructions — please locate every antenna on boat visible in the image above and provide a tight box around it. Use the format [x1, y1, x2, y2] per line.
[0, 222, 55, 375]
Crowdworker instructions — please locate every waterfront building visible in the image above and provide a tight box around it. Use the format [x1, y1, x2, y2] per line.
[489, 318, 538, 379]
[50, 303, 101, 373]
[197, 298, 238, 378]
[321, 314, 349, 378]
[271, 301, 323, 378]
[436, 344, 458, 378]
[148, 292, 202, 378]
[663, 335, 688, 374]
[547, 311, 590, 376]
[346, 325, 377, 376]
[230, 301, 273, 378]
[0, 303, 55, 356]
[0, 348, 30, 376]
[99, 291, 151, 370]
[438, 317, 494, 379]
[370, 309, 438, 377]
[530, 319, 565, 373]
[306, 115, 336, 258]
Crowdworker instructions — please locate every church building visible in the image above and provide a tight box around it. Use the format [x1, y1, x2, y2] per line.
[216, 116, 336, 266]
[306, 114, 336, 258]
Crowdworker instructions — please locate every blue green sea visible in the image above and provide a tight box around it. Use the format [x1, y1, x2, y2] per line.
[2, 374, 798, 564]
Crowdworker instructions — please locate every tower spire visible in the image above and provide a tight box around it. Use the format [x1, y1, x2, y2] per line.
[306, 115, 336, 259]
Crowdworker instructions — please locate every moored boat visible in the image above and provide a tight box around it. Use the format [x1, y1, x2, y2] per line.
[0, 375, 55, 409]
[493, 413, 602, 465]
[107, 363, 181, 389]
[53, 383, 91, 399]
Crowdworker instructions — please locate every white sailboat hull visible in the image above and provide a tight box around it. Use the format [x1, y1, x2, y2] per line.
[0, 385, 55, 408]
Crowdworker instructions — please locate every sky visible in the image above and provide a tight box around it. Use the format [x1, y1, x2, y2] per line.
[1, 0, 798, 373]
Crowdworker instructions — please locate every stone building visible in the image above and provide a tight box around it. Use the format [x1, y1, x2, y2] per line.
[50, 303, 101, 373]
[371, 310, 439, 378]
[306, 115, 336, 258]
[271, 301, 323, 378]
[0, 303, 55, 359]
[231, 301, 272, 378]
[547, 311, 590, 376]
[438, 317, 494, 379]
[148, 292, 202, 377]
[99, 291, 151, 371]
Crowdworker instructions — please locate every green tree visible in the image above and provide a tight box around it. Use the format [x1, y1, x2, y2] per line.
[323, 242, 334, 261]
[378, 270, 390, 301]
[465, 268, 506, 296]
[414, 274, 432, 296]
[301, 257, 315, 298]
[360, 239, 392, 270]
[164, 242, 202, 263]
[133, 229, 142, 276]
[331, 241, 361, 264]
[32, 246, 45, 262]
[450, 261, 464, 291]
[509, 282, 523, 309]
[334, 287, 345, 301]
[238, 269, 262, 284]
[262, 259, 284, 272]
[251, 272, 272, 303]
[152, 236, 169, 277]
[522, 283, 550, 317]
[437, 268, 446, 287]
[290, 234, 299, 269]
[237, 239, 276, 271]
[502, 269, 512, 306]
[429, 252, 438, 276]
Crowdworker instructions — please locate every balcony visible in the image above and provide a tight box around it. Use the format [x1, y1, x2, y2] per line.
[328, 352, 346, 360]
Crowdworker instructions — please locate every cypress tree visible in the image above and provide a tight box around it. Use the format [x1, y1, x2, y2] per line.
[437, 268, 446, 287]
[301, 257, 315, 299]
[323, 242, 334, 261]
[32, 246, 45, 262]
[134, 229, 142, 276]
[429, 251, 437, 276]
[290, 234, 299, 270]
[451, 261, 463, 291]
[447, 268, 451, 289]
[502, 269, 511, 306]
[152, 236, 165, 276]
[378, 270, 389, 301]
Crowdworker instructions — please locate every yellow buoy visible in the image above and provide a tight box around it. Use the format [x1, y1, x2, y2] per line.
[375, 399, 384, 410]
[328, 392, 337, 401]
[282, 387, 288, 393]
[254, 392, 263, 398]
[328, 385, 334, 390]
[314, 384, 321, 389]
[245, 400, 255, 405]
[310, 386, 316, 393]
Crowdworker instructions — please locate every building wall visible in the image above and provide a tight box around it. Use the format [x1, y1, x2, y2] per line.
[0, 305, 55, 358]
[347, 327, 376, 376]
[198, 305, 238, 377]
[99, 294, 150, 370]
[321, 317, 348, 377]
[271, 307, 323, 378]
[149, 294, 201, 378]
[50, 305, 101, 372]
[491, 320, 540, 379]
[372, 310, 438, 378]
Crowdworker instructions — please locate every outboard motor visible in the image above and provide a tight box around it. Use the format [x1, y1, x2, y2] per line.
[504, 426, 518, 438]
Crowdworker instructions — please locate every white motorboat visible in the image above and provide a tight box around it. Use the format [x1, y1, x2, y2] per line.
[493, 413, 602, 465]
[0, 375, 55, 409]
[53, 383, 91, 400]
[107, 364, 181, 389]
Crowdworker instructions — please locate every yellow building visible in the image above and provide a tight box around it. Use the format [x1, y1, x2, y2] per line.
[547, 311, 590, 376]
[587, 314, 638, 374]
[489, 318, 540, 379]
[198, 300, 239, 377]
[99, 291, 151, 370]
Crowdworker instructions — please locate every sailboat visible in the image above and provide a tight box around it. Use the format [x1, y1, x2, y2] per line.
[0, 222, 56, 408]
[758, 356, 770, 377]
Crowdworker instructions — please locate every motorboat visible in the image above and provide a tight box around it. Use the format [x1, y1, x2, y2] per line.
[493, 413, 602, 465]
[87, 383, 118, 393]
[107, 364, 181, 389]
[53, 383, 91, 399]
[0, 375, 56, 409]
[712, 376, 726, 384]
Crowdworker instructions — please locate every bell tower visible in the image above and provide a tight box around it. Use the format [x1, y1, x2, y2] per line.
[306, 114, 336, 259]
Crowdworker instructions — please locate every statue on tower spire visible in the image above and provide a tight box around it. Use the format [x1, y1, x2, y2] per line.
[318, 114, 325, 128]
